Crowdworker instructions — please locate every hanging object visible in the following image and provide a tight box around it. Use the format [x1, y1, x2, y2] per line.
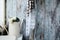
[26, 0, 35, 40]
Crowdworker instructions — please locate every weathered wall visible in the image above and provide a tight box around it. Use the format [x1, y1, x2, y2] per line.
[35, 0, 60, 40]
[7, 0, 60, 40]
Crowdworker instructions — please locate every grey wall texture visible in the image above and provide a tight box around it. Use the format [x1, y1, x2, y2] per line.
[7, 0, 60, 40]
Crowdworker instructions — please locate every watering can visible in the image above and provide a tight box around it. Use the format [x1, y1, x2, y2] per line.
[9, 17, 23, 38]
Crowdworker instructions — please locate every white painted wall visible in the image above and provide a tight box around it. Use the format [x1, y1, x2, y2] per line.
[0, 0, 5, 26]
